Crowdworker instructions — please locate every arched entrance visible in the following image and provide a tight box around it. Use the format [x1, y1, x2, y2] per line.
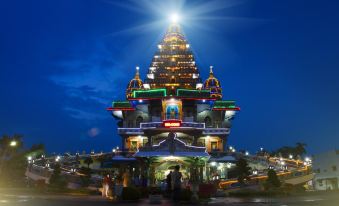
[153, 158, 190, 182]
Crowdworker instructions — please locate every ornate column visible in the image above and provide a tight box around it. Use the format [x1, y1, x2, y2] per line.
[193, 135, 198, 146]
[147, 136, 152, 147]
[199, 166, 204, 182]
[121, 136, 126, 151]
[205, 164, 210, 182]
[149, 165, 155, 186]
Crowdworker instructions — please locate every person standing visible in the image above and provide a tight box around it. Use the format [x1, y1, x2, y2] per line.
[102, 174, 110, 198]
[122, 170, 130, 187]
[171, 165, 182, 201]
[166, 171, 172, 193]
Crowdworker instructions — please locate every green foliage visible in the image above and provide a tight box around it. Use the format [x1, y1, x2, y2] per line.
[78, 167, 92, 187]
[49, 164, 67, 189]
[0, 134, 44, 187]
[264, 169, 281, 190]
[121, 187, 141, 201]
[234, 158, 251, 186]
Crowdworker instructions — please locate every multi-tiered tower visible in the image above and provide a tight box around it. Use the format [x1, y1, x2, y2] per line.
[108, 22, 240, 181]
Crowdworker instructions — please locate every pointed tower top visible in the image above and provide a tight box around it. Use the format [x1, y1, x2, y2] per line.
[167, 23, 181, 34]
[135, 66, 140, 79]
[209, 66, 214, 77]
[144, 22, 202, 93]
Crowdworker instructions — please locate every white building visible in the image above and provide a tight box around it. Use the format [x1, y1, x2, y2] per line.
[313, 150, 339, 190]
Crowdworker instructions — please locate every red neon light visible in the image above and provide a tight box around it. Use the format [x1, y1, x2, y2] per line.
[163, 120, 182, 128]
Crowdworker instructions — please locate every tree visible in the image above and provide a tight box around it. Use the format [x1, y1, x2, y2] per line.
[295, 142, 307, 157]
[271, 142, 307, 158]
[84, 156, 93, 168]
[0, 134, 25, 185]
[264, 169, 281, 190]
[49, 163, 67, 189]
[234, 158, 251, 186]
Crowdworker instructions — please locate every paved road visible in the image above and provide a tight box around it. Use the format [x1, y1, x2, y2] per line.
[0, 191, 338, 206]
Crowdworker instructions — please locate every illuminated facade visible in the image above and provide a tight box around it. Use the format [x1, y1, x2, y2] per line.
[108, 22, 240, 183]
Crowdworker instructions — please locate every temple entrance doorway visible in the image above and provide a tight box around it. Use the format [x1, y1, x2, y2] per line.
[154, 158, 190, 183]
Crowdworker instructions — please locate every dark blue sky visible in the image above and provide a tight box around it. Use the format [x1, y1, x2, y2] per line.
[1, 0, 339, 155]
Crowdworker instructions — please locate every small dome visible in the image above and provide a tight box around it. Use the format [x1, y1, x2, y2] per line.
[126, 67, 143, 98]
[204, 66, 222, 99]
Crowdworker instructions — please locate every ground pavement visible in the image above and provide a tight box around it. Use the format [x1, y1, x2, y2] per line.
[0, 189, 339, 206]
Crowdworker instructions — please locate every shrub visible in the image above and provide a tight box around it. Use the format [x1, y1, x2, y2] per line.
[149, 187, 162, 195]
[78, 167, 91, 187]
[138, 187, 149, 198]
[180, 188, 192, 201]
[121, 187, 141, 201]
[198, 183, 216, 198]
[49, 164, 67, 189]
[264, 169, 281, 190]
[35, 179, 47, 191]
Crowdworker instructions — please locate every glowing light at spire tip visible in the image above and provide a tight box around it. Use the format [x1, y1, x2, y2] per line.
[170, 13, 179, 23]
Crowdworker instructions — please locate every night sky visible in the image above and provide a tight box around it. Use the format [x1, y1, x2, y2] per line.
[1, 0, 339, 155]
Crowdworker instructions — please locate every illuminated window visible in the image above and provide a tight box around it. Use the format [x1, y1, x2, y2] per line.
[130, 141, 138, 151]
[211, 142, 218, 150]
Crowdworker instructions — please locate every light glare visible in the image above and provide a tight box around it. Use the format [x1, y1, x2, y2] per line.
[170, 13, 179, 23]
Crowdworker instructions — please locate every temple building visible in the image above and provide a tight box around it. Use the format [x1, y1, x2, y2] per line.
[107, 22, 240, 183]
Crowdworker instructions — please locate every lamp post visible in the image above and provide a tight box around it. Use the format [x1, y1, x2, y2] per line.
[0, 139, 18, 175]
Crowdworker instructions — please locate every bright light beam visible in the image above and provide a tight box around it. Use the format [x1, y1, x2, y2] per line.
[170, 13, 179, 23]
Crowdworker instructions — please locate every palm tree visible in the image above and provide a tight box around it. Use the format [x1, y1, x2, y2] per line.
[84, 156, 93, 168]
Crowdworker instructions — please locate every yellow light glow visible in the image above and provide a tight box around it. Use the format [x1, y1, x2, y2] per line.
[10, 140, 17, 147]
[164, 122, 180, 127]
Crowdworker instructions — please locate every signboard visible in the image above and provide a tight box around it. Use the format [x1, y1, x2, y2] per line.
[163, 120, 181, 128]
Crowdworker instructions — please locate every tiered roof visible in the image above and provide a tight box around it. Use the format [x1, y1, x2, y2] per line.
[144, 23, 202, 95]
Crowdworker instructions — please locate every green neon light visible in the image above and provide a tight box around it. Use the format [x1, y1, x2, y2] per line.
[176, 89, 210, 98]
[213, 100, 236, 109]
[133, 89, 167, 98]
[112, 101, 132, 108]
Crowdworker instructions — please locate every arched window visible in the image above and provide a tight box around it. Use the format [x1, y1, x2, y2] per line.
[136, 116, 143, 127]
[204, 116, 212, 127]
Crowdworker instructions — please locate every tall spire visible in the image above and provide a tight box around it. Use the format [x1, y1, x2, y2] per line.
[209, 66, 214, 77]
[144, 23, 202, 94]
[167, 23, 181, 34]
[135, 66, 140, 79]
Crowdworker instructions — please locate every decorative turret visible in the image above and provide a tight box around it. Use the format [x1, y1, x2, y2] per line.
[144, 22, 202, 95]
[204, 66, 222, 99]
[126, 67, 143, 98]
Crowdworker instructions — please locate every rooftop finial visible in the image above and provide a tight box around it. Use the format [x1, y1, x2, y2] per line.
[209, 66, 214, 77]
[135, 66, 140, 79]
